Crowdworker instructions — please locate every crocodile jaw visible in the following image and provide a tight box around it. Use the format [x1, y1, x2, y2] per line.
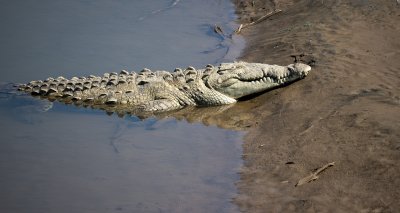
[207, 62, 311, 99]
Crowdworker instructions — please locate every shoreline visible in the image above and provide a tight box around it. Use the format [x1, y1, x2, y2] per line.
[232, 0, 400, 212]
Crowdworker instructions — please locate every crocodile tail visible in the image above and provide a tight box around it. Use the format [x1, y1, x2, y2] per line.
[18, 70, 138, 104]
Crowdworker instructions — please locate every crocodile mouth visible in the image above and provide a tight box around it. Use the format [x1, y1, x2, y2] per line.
[213, 64, 311, 99]
[251, 64, 311, 85]
[239, 75, 287, 85]
[218, 74, 289, 89]
[232, 70, 296, 86]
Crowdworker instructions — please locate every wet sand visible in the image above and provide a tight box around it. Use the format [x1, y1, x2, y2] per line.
[232, 0, 400, 212]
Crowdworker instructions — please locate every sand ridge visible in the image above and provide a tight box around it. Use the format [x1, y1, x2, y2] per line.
[232, 0, 400, 212]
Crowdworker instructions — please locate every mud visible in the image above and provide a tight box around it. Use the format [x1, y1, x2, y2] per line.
[232, 0, 400, 212]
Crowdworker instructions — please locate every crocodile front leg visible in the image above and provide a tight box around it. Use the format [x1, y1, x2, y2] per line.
[139, 99, 183, 112]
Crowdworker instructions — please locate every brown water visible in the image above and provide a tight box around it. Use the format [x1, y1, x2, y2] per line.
[0, 1, 245, 212]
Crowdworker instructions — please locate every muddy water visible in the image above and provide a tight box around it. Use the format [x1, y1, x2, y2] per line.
[0, 1, 244, 212]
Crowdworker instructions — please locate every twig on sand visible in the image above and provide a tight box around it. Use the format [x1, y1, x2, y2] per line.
[295, 162, 335, 187]
[235, 9, 282, 34]
[236, 24, 243, 34]
[213, 9, 282, 39]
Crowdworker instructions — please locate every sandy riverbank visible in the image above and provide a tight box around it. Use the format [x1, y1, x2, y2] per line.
[231, 0, 400, 212]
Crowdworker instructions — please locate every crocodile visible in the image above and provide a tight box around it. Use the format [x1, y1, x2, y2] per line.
[17, 61, 311, 113]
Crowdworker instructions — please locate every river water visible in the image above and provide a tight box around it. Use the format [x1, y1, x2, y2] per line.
[0, 1, 244, 212]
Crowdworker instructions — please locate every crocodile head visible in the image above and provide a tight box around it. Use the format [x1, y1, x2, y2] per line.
[205, 61, 311, 99]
